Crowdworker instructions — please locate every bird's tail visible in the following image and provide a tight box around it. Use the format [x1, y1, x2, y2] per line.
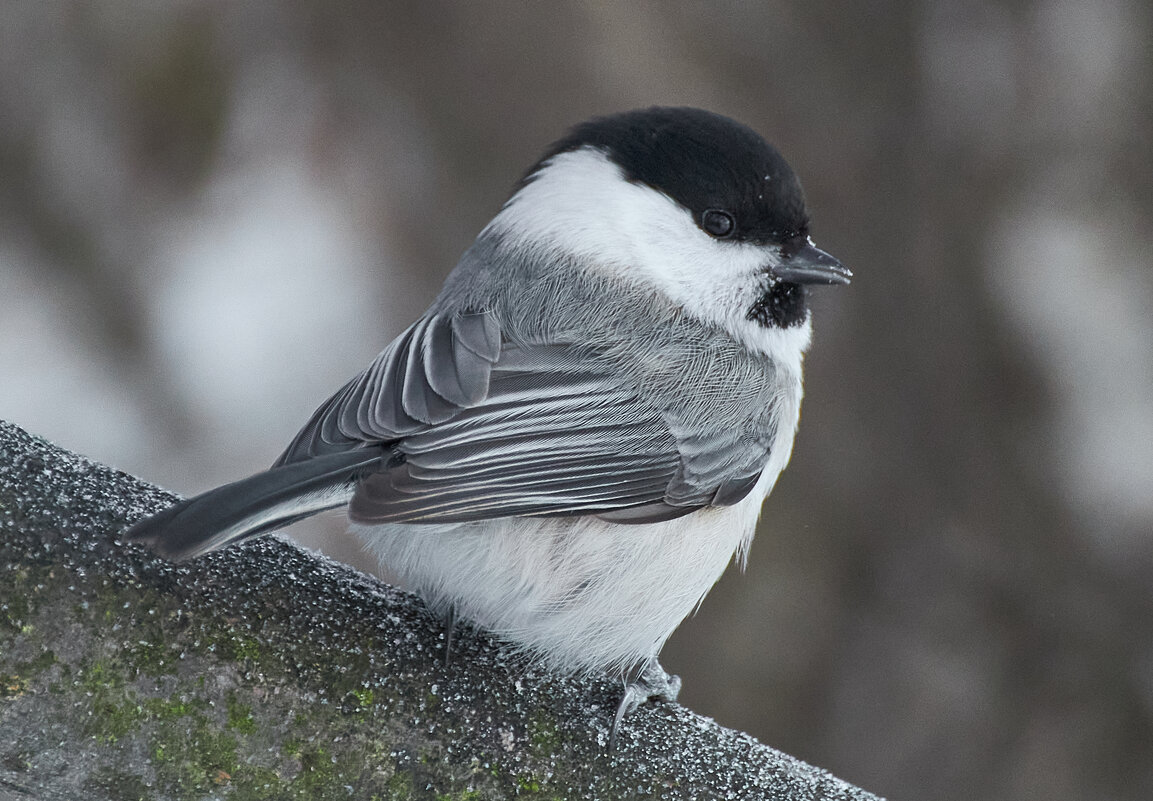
[124, 446, 392, 561]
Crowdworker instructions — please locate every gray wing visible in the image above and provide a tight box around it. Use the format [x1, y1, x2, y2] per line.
[277, 310, 773, 524]
[277, 310, 503, 461]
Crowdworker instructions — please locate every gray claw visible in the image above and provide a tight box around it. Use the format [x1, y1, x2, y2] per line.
[609, 658, 681, 748]
[442, 604, 457, 667]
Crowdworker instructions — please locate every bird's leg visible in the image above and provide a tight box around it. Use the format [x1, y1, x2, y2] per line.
[610, 657, 682, 748]
[442, 604, 457, 667]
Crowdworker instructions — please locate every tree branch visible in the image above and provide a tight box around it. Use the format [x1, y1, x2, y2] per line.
[0, 420, 882, 800]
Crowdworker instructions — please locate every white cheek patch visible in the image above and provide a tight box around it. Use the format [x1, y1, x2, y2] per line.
[486, 148, 664, 267]
[486, 146, 809, 363]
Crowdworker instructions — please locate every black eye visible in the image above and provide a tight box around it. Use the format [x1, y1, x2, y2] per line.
[701, 209, 735, 238]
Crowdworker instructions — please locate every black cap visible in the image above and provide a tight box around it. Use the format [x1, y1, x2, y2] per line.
[528, 107, 809, 246]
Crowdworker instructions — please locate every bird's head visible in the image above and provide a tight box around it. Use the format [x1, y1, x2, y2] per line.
[485, 106, 850, 354]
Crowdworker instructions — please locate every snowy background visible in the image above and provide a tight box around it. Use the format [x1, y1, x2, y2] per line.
[2, 3, 1152, 799]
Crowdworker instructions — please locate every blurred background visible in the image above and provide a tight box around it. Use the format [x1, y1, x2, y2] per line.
[2, 2, 1151, 799]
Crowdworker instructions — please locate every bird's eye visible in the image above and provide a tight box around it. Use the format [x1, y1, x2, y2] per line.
[701, 209, 735, 239]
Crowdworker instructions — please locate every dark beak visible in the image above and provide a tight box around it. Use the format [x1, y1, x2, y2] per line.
[771, 240, 852, 285]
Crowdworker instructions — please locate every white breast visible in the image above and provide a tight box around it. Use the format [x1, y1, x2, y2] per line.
[356, 146, 813, 674]
[352, 378, 801, 676]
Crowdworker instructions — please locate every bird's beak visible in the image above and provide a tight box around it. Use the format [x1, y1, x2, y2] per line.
[771, 240, 852, 285]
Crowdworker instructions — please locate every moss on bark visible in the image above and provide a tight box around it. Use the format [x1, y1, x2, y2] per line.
[0, 420, 882, 801]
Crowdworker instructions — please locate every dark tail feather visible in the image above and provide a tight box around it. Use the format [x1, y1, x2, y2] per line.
[124, 446, 392, 562]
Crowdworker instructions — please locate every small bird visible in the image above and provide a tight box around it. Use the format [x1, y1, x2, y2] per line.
[126, 106, 850, 741]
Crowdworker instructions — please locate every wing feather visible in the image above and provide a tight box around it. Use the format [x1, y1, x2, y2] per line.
[276, 308, 775, 524]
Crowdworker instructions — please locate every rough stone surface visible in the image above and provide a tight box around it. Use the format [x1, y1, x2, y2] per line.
[0, 419, 884, 801]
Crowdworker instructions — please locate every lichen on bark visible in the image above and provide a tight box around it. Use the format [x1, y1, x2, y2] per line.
[0, 420, 882, 801]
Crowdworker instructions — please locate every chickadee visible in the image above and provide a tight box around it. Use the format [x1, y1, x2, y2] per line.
[126, 106, 850, 740]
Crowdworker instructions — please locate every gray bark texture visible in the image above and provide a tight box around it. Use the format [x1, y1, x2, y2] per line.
[0, 419, 882, 801]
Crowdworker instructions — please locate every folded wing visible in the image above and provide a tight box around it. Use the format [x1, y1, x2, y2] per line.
[277, 309, 773, 525]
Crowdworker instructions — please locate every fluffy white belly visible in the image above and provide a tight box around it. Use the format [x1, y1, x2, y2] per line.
[351, 438, 792, 676]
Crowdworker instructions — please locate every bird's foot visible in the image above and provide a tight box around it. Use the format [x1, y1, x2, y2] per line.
[610, 658, 681, 749]
[442, 604, 457, 667]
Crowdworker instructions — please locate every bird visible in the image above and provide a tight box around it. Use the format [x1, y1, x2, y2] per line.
[125, 106, 851, 743]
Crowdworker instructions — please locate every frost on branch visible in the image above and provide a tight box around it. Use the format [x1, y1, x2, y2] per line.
[0, 420, 882, 801]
